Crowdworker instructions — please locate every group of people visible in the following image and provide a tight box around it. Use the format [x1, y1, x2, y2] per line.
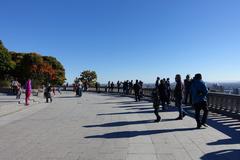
[11, 78, 63, 105]
[152, 73, 208, 129]
[105, 80, 144, 96]
[103, 73, 209, 129]
[11, 79, 31, 105]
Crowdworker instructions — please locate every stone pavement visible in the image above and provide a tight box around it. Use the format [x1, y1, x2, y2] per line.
[0, 92, 239, 160]
[0, 94, 43, 117]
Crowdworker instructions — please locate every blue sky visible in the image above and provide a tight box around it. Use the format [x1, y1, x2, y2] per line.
[1, 0, 240, 83]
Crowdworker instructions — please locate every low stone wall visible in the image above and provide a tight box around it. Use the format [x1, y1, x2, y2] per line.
[88, 86, 240, 119]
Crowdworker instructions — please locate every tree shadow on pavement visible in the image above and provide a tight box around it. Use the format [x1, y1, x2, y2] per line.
[85, 127, 197, 139]
[83, 120, 154, 128]
[200, 149, 240, 160]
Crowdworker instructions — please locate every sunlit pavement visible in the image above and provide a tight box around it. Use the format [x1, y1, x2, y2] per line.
[0, 92, 239, 160]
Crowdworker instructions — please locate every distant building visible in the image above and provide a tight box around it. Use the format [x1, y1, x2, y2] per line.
[232, 88, 239, 95]
[211, 83, 224, 93]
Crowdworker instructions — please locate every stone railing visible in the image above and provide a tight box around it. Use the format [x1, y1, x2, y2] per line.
[88, 86, 240, 119]
[208, 92, 240, 119]
[0, 87, 42, 96]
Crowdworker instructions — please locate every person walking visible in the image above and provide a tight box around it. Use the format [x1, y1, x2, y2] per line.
[16, 82, 22, 100]
[111, 82, 114, 92]
[133, 80, 141, 102]
[57, 85, 61, 94]
[108, 81, 111, 92]
[191, 73, 209, 129]
[52, 86, 56, 96]
[152, 88, 161, 122]
[158, 80, 167, 111]
[174, 74, 186, 120]
[25, 79, 32, 105]
[166, 78, 171, 105]
[139, 80, 143, 98]
[184, 75, 192, 105]
[129, 80, 133, 95]
[155, 77, 160, 88]
[45, 84, 53, 103]
[117, 81, 121, 93]
[126, 80, 130, 95]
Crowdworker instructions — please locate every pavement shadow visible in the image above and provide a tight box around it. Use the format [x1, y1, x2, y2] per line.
[113, 104, 152, 108]
[97, 110, 153, 116]
[200, 149, 240, 160]
[208, 138, 240, 145]
[55, 96, 79, 99]
[85, 127, 197, 139]
[184, 108, 240, 146]
[83, 120, 154, 128]
[125, 107, 153, 111]
[98, 105, 177, 116]
[97, 101, 150, 105]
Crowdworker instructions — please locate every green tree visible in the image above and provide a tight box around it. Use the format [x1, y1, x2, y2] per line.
[0, 40, 66, 88]
[9, 52, 24, 79]
[80, 70, 97, 87]
[0, 40, 15, 80]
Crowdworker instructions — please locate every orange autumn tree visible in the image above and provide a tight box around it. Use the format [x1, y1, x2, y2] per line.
[0, 40, 66, 88]
[15, 53, 64, 88]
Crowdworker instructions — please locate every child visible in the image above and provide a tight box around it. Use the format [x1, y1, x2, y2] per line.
[152, 88, 161, 122]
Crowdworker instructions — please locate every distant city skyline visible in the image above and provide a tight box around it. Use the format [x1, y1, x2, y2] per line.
[1, 0, 240, 83]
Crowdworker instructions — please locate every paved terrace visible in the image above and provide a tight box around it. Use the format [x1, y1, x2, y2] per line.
[0, 92, 239, 160]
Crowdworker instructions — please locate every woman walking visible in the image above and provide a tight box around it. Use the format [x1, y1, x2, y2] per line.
[25, 79, 32, 105]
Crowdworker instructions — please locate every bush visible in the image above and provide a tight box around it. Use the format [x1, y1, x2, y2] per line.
[0, 80, 11, 88]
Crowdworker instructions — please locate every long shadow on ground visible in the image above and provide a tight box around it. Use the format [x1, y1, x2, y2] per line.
[85, 127, 197, 139]
[200, 149, 240, 160]
[184, 107, 240, 145]
[55, 96, 79, 99]
[98, 105, 177, 116]
[83, 120, 154, 128]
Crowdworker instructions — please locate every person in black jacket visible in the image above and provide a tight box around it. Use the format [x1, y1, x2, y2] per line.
[174, 74, 186, 120]
[155, 77, 160, 88]
[166, 78, 171, 105]
[184, 75, 192, 105]
[45, 84, 52, 103]
[133, 80, 141, 102]
[158, 80, 167, 111]
[152, 88, 161, 122]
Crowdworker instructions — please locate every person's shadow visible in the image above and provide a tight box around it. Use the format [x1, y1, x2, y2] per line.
[200, 149, 240, 160]
[83, 120, 154, 128]
[85, 127, 196, 139]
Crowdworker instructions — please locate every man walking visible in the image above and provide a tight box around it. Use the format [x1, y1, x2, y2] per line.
[191, 74, 209, 129]
[174, 74, 186, 120]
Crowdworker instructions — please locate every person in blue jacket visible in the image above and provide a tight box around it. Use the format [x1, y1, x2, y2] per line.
[191, 73, 209, 129]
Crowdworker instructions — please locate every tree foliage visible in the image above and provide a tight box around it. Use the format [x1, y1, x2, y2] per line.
[80, 70, 97, 86]
[0, 41, 15, 79]
[0, 40, 66, 88]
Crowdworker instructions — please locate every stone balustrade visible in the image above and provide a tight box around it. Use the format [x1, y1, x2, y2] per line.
[89, 86, 240, 119]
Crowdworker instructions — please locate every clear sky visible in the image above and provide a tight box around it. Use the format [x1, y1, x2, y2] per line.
[1, 0, 240, 83]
